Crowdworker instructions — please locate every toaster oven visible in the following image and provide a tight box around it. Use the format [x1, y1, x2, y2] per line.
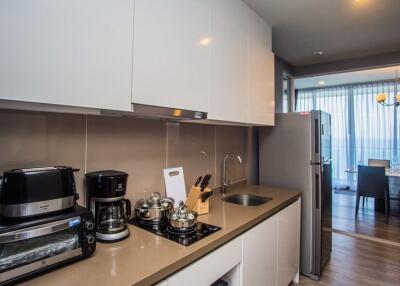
[1, 166, 79, 218]
[0, 206, 96, 285]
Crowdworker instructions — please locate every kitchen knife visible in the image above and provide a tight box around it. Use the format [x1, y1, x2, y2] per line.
[201, 191, 213, 202]
[199, 175, 207, 188]
[204, 174, 212, 187]
[200, 174, 212, 192]
[194, 176, 202, 187]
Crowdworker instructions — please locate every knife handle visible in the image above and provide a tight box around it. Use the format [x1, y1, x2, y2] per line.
[194, 176, 202, 187]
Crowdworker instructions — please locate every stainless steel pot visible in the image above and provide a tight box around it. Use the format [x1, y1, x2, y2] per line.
[168, 201, 198, 230]
[135, 192, 174, 222]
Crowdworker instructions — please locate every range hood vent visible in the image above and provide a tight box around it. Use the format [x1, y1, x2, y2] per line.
[0, 99, 207, 121]
[129, 104, 207, 120]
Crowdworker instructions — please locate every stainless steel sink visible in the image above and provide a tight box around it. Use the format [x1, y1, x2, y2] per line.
[222, 194, 272, 206]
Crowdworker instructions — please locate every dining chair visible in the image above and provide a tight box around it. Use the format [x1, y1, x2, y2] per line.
[355, 165, 390, 224]
[363, 159, 391, 207]
[368, 159, 390, 168]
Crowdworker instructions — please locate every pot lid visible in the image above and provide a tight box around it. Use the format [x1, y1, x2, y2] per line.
[136, 192, 174, 210]
[169, 201, 197, 222]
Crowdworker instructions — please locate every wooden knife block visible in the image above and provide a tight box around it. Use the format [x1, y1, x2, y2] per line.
[186, 185, 212, 215]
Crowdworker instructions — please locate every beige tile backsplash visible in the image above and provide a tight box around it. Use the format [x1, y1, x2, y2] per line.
[86, 115, 166, 205]
[0, 110, 248, 205]
[0, 110, 86, 205]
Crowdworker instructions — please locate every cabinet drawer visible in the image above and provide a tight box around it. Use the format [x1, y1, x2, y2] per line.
[167, 237, 242, 286]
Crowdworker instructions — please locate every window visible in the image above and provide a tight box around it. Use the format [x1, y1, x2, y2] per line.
[282, 74, 291, 113]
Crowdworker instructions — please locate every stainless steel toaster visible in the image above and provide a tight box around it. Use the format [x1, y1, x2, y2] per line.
[0, 166, 79, 218]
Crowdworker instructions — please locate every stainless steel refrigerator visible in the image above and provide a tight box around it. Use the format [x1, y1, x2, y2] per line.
[259, 110, 332, 280]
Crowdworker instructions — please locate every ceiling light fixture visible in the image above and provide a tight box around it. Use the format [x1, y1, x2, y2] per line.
[199, 37, 211, 46]
[313, 51, 324, 56]
[376, 66, 400, 107]
[318, 81, 325, 85]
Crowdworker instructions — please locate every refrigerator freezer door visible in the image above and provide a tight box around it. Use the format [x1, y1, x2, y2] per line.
[320, 111, 332, 163]
[310, 110, 332, 165]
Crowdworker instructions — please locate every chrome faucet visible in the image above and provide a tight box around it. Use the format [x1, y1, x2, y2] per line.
[221, 153, 243, 196]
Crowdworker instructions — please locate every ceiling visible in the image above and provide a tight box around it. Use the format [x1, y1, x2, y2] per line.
[295, 65, 400, 89]
[243, 0, 400, 66]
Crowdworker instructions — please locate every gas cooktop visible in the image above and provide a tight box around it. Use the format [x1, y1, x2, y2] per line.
[129, 218, 221, 246]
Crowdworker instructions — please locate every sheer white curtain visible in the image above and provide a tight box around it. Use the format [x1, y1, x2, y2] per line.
[353, 82, 399, 163]
[296, 86, 350, 188]
[296, 80, 399, 189]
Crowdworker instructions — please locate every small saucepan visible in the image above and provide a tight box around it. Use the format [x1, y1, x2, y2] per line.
[135, 192, 174, 223]
[168, 201, 198, 231]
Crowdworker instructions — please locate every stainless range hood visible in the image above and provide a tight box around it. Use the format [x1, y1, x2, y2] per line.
[101, 104, 207, 120]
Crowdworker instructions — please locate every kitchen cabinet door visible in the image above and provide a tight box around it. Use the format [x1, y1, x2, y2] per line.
[133, 0, 210, 112]
[0, 0, 134, 111]
[167, 236, 242, 286]
[242, 214, 278, 286]
[208, 0, 249, 123]
[276, 199, 301, 286]
[247, 9, 275, 125]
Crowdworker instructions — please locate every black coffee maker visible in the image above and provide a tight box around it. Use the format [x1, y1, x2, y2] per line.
[85, 170, 131, 242]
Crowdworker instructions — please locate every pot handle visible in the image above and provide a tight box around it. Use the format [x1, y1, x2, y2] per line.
[177, 201, 188, 214]
[124, 199, 132, 219]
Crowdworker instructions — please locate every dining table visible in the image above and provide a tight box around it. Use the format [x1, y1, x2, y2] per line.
[344, 168, 400, 216]
[376, 168, 400, 215]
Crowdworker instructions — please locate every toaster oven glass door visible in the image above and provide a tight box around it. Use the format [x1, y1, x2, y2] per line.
[0, 217, 83, 283]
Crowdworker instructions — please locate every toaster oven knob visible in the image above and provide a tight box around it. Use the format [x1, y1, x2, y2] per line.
[86, 235, 95, 244]
[85, 221, 95, 230]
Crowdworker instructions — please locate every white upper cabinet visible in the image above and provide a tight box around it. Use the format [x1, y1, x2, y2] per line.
[208, 0, 274, 125]
[208, 0, 249, 123]
[132, 0, 274, 125]
[0, 0, 134, 111]
[0, 0, 274, 124]
[246, 9, 275, 125]
[132, 0, 211, 112]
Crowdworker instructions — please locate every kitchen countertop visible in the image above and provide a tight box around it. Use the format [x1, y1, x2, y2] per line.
[19, 183, 301, 286]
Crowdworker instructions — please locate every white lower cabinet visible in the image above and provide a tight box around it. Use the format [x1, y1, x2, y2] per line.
[276, 199, 301, 286]
[242, 214, 278, 286]
[242, 199, 300, 286]
[167, 236, 242, 286]
[163, 199, 301, 286]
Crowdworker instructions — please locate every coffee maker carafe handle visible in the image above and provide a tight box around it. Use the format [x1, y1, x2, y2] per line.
[124, 199, 132, 219]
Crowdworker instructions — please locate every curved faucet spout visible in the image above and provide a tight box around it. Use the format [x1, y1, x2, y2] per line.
[222, 153, 243, 196]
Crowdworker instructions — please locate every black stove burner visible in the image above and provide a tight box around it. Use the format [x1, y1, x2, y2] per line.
[129, 217, 221, 246]
[166, 225, 196, 235]
[137, 218, 168, 227]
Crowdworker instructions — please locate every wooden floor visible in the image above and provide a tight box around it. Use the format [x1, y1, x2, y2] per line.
[297, 233, 400, 286]
[332, 193, 400, 243]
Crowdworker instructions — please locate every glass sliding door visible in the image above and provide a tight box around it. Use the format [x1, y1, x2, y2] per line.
[295, 79, 399, 189]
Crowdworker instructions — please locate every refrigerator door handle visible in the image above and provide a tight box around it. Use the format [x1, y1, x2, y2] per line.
[310, 158, 332, 165]
[315, 173, 320, 209]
